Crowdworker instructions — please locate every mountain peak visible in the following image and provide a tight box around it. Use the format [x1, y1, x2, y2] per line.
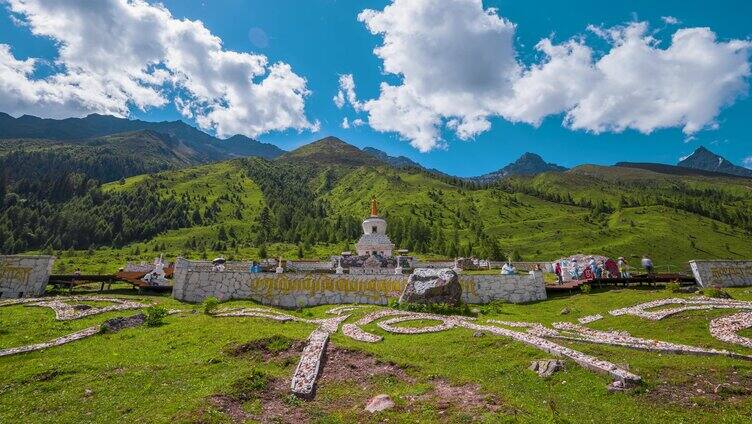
[219, 134, 285, 159]
[694, 146, 712, 154]
[515, 152, 547, 165]
[279, 136, 381, 166]
[313, 135, 350, 146]
[361, 146, 424, 170]
[470, 152, 567, 183]
[678, 146, 752, 178]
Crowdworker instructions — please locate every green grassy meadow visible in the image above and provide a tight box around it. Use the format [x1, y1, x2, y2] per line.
[40, 157, 752, 274]
[2, 287, 752, 423]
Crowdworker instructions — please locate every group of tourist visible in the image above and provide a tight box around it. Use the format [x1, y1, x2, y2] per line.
[553, 255, 655, 284]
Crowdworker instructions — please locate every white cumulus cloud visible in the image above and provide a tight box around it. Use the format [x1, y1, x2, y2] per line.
[662, 16, 680, 25]
[356, 0, 517, 151]
[333, 73, 361, 110]
[347, 0, 752, 152]
[743, 156, 752, 169]
[1, 0, 317, 138]
[510, 22, 752, 135]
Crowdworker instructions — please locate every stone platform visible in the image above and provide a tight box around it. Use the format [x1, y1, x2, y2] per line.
[172, 259, 546, 307]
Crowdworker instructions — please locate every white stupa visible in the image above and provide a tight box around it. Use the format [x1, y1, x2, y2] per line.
[355, 197, 395, 257]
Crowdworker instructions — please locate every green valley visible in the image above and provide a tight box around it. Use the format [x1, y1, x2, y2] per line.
[4, 136, 751, 273]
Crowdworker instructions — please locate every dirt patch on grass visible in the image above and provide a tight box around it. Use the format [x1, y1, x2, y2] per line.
[318, 343, 415, 386]
[223, 335, 305, 362]
[195, 343, 509, 423]
[405, 377, 508, 416]
[29, 369, 76, 382]
[643, 368, 752, 408]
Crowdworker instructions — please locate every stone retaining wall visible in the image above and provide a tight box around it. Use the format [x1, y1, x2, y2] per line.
[463, 272, 547, 304]
[0, 255, 56, 299]
[287, 260, 333, 272]
[490, 261, 555, 273]
[173, 259, 546, 307]
[412, 260, 455, 269]
[690, 260, 752, 287]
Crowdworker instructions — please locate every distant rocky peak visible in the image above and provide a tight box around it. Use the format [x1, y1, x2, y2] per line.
[469, 152, 567, 183]
[678, 146, 752, 178]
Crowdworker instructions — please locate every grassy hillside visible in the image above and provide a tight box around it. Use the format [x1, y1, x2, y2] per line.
[6, 137, 752, 272]
[2, 288, 752, 422]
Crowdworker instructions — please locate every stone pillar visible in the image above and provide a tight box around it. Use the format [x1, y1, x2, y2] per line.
[452, 258, 462, 273]
[335, 258, 344, 275]
[0, 255, 56, 299]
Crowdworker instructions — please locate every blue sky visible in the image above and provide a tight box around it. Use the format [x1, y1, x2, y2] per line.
[1, 0, 751, 177]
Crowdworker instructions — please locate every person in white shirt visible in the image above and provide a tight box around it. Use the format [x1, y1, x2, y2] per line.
[641, 255, 654, 276]
[501, 262, 517, 275]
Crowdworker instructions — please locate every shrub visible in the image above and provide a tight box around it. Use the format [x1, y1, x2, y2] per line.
[283, 393, 303, 407]
[665, 282, 681, 293]
[480, 300, 506, 315]
[703, 286, 732, 299]
[203, 296, 220, 315]
[227, 370, 269, 401]
[144, 306, 168, 327]
[579, 284, 591, 295]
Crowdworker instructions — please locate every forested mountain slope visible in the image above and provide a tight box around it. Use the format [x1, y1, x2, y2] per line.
[0, 112, 285, 161]
[3, 137, 751, 269]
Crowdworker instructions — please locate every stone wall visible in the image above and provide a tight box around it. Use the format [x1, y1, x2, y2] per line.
[287, 260, 332, 272]
[413, 260, 456, 269]
[462, 272, 547, 304]
[173, 259, 547, 307]
[0, 255, 56, 299]
[489, 261, 555, 273]
[690, 260, 752, 287]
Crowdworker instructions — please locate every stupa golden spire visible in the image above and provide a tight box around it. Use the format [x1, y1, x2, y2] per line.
[370, 197, 378, 217]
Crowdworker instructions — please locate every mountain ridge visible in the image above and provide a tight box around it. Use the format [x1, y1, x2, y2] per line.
[677, 146, 752, 178]
[0, 112, 285, 161]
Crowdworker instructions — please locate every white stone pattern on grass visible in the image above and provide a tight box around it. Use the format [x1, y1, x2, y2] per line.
[376, 315, 456, 334]
[709, 312, 752, 349]
[290, 328, 330, 396]
[339, 310, 640, 384]
[213, 307, 296, 322]
[212, 306, 349, 397]
[0, 296, 147, 320]
[326, 305, 362, 315]
[342, 309, 414, 342]
[30, 297, 146, 320]
[290, 315, 351, 397]
[459, 320, 642, 385]
[0, 296, 149, 357]
[609, 297, 752, 321]
[545, 322, 752, 361]
[607, 297, 752, 350]
[0, 325, 100, 357]
[578, 314, 603, 324]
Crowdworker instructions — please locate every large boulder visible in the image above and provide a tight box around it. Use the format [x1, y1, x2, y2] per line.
[399, 268, 462, 305]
